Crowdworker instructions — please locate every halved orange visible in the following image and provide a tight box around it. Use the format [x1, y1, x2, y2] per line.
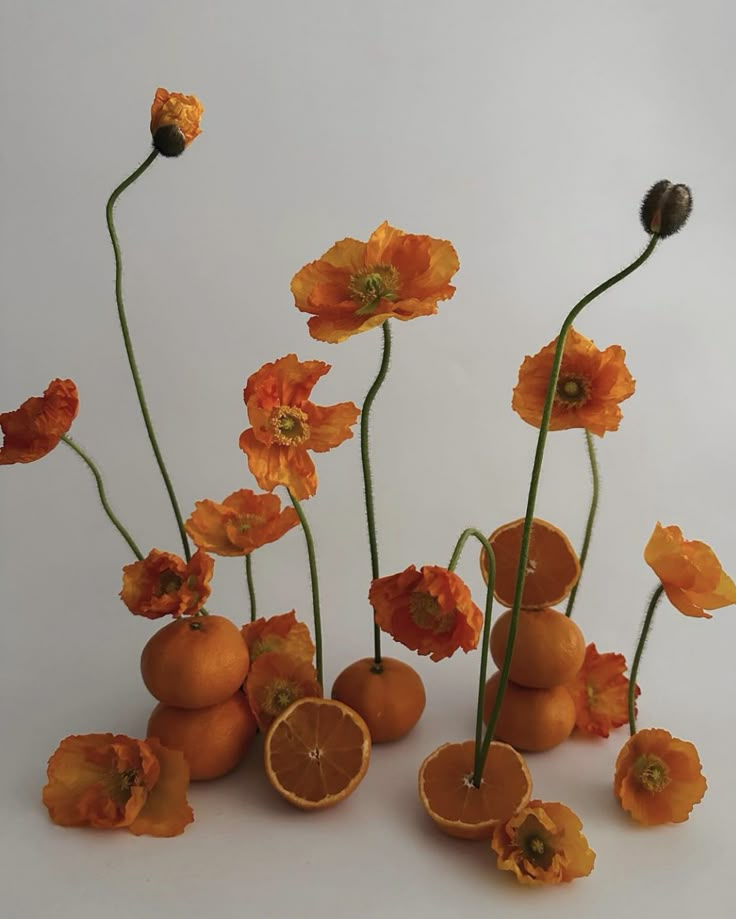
[264, 697, 371, 810]
[480, 517, 581, 610]
[418, 740, 532, 839]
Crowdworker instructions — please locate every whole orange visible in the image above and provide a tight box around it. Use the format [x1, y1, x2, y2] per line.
[147, 692, 257, 780]
[489, 607, 585, 689]
[483, 672, 576, 752]
[141, 615, 250, 709]
[331, 658, 426, 743]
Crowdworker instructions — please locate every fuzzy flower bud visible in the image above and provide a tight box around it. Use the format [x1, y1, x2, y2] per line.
[640, 181, 692, 238]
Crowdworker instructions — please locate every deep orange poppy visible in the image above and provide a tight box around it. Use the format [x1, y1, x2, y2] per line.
[644, 522, 736, 618]
[239, 354, 360, 500]
[614, 728, 707, 825]
[567, 643, 639, 738]
[245, 652, 322, 732]
[42, 733, 193, 837]
[290, 221, 459, 343]
[185, 489, 298, 556]
[150, 88, 203, 147]
[369, 565, 483, 662]
[0, 379, 79, 465]
[241, 610, 315, 664]
[120, 548, 214, 619]
[512, 327, 635, 436]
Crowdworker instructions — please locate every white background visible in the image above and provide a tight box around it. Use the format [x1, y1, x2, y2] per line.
[2, 1, 735, 916]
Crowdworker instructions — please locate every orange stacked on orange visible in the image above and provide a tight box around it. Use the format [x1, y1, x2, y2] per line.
[480, 519, 585, 752]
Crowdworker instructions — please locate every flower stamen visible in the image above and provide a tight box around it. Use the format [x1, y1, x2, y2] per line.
[636, 755, 670, 793]
[555, 374, 591, 407]
[409, 591, 455, 634]
[270, 406, 311, 446]
[349, 264, 401, 315]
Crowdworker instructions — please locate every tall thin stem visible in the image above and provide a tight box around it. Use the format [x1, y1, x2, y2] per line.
[61, 435, 143, 559]
[245, 553, 257, 622]
[628, 584, 664, 735]
[480, 235, 659, 763]
[288, 489, 323, 687]
[565, 429, 600, 618]
[106, 151, 191, 561]
[360, 320, 392, 670]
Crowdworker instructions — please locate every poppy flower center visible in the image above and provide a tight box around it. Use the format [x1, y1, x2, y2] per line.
[157, 570, 183, 596]
[237, 513, 265, 533]
[518, 817, 555, 869]
[111, 767, 142, 803]
[555, 374, 591, 407]
[271, 406, 311, 446]
[349, 264, 401, 315]
[636, 754, 670, 792]
[409, 591, 455, 633]
[263, 678, 300, 715]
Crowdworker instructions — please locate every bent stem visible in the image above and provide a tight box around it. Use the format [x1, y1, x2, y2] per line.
[447, 528, 496, 787]
[288, 489, 323, 687]
[479, 235, 659, 764]
[61, 435, 143, 559]
[361, 319, 392, 671]
[245, 553, 257, 622]
[628, 584, 664, 735]
[565, 429, 600, 618]
[106, 150, 191, 561]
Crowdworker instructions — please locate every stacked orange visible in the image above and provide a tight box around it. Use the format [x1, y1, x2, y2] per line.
[480, 519, 585, 752]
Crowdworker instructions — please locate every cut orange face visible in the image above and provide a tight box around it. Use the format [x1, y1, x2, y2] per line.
[418, 740, 532, 839]
[264, 698, 371, 810]
[481, 518, 581, 610]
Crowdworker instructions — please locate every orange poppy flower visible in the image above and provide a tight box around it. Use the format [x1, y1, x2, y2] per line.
[290, 221, 459, 343]
[614, 728, 707, 825]
[567, 643, 639, 738]
[241, 610, 315, 664]
[150, 88, 203, 148]
[0, 379, 79, 465]
[512, 327, 635, 436]
[239, 354, 360, 500]
[185, 489, 298, 557]
[369, 565, 483, 662]
[644, 522, 736, 619]
[120, 548, 214, 619]
[42, 733, 193, 837]
[491, 800, 595, 885]
[245, 652, 322, 732]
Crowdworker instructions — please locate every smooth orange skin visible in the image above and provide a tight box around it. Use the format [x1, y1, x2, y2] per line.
[331, 658, 426, 743]
[483, 673, 576, 752]
[141, 615, 250, 709]
[147, 692, 257, 781]
[490, 608, 585, 689]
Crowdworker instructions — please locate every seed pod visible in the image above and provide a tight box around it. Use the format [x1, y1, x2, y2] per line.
[152, 124, 186, 158]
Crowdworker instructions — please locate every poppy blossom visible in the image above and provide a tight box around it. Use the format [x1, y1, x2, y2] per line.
[150, 87, 203, 152]
[241, 610, 315, 664]
[120, 548, 214, 619]
[186, 489, 298, 556]
[567, 643, 639, 738]
[0, 379, 78, 465]
[245, 652, 322, 732]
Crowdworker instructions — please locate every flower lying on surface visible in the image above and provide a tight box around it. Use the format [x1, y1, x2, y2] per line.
[567, 643, 639, 738]
[614, 728, 707, 825]
[291, 221, 459, 343]
[644, 522, 736, 619]
[42, 733, 193, 837]
[491, 800, 595, 885]
[150, 87, 203, 156]
[0, 379, 79, 465]
[512, 327, 635, 436]
[120, 548, 214, 618]
[369, 565, 482, 662]
[239, 354, 360, 500]
[245, 652, 322, 732]
[186, 489, 298, 556]
[241, 611, 315, 664]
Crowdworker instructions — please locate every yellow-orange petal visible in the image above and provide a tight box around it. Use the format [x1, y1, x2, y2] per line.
[241, 611, 315, 664]
[239, 429, 317, 500]
[185, 499, 238, 554]
[0, 378, 79, 465]
[303, 400, 360, 452]
[128, 738, 193, 837]
[246, 652, 322, 732]
[291, 237, 367, 313]
[244, 354, 331, 413]
[307, 312, 389, 343]
[150, 88, 203, 146]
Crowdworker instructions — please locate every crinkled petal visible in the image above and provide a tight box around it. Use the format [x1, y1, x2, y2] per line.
[128, 738, 193, 837]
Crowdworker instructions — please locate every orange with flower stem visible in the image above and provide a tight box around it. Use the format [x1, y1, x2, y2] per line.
[489, 607, 585, 688]
[482, 674, 577, 752]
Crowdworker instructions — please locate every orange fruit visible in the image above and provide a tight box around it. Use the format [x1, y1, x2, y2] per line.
[147, 691, 257, 780]
[483, 672, 576, 752]
[489, 607, 585, 688]
[481, 518, 581, 610]
[331, 657, 426, 743]
[264, 697, 371, 810]
[418, 740, 532, 839]
[141, 615, 250, 709]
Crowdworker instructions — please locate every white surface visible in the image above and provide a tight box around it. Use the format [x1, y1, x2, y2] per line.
[1, 1, 735, 916]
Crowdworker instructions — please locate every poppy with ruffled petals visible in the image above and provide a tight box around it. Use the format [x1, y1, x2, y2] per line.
[241, 610, 315, 664]
[150, 88, 203, 149]
[120, 548, 214, 619]
[567, 643, 639, 738]
[185, 489, 298, 556]
[245, 652, 322, 732]
[0, 379, 79, 465]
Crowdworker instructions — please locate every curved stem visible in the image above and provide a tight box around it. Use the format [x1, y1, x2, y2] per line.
[480, 235, 659, 762]
[61, 435, 143, 559]
[245, 553, 257, 622]
[106, 151, 191, 561]
[360, 320, 392, 670]
[288, 489, 323, 687]
[628, 584, 664, 735]
[565, 429, 600, 618]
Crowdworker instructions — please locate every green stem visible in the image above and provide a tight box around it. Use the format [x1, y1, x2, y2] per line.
[360, 320, 392, 670]
[565, 429, 600, 618]
[288, 489, 323, 687]
[245, 553, 257, 622]
[106, 151, 191, 561]
[61, 435, 144, 559]
[447, 528, 496, 787]
[628, 584, 664, 735]
[480, 235, 659, 762]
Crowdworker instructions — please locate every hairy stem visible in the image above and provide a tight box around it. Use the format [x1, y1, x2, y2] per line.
[628, 584, 664, 734]
[288, 489, 323, 687]
[565, 429, 600, 618]
[245, 553, 257, 623]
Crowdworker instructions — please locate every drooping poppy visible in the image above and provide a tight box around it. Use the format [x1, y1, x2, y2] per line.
[0, 379, 79, 465]
[186, 489, 298, 556]
[120, 548, 214, 619]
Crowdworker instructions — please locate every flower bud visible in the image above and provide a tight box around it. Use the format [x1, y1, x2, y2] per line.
[640, 181, 692, 238]
[152, 124, 186, 157]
